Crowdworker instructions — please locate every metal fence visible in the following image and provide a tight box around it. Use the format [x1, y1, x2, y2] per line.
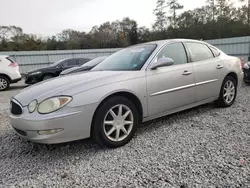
[0, 36, 249, 74]
[0, 49, 121, 73]
[206, 36, 250, 63]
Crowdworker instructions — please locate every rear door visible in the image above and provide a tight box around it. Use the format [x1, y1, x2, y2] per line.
[184, 42, 226, 102]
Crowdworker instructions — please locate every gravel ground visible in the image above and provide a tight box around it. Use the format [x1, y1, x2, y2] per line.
[0, 80, 250, 188]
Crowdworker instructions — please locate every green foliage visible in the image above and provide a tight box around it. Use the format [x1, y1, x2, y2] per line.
[0, 0, 249, 51]
[153, 0, 168, 31]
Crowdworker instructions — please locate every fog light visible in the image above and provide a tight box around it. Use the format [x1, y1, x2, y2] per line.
[37, 129, 63, 135]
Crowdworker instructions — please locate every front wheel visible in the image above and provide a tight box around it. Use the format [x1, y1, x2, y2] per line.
[0, 76, 10, 91]
[92, 96, 139, 148]
[215, 75, 237, 107]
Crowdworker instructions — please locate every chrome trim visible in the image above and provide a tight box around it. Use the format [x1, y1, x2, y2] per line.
[150, 83, 195, 96]
[195, 79, 218, 86]
[150, 79, 218, 97]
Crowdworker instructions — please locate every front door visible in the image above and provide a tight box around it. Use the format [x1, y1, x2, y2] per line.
[146, 42, 195, 117]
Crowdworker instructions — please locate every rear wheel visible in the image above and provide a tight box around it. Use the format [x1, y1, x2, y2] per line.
[92, 96, 139, 148]
[215, 75, 237, 107]
[0, 76, 10, 91]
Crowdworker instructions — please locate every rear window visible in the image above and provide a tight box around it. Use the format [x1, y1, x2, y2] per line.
[186, 42, 214, 62]
[209, 46, 220, 57]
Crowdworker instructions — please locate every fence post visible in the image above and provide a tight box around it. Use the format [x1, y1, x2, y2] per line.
[47, 53, 50, 65]
[13, 53, 17, 62]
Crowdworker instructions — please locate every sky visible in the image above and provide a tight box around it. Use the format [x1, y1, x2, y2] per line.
[0, 0, 229, 36]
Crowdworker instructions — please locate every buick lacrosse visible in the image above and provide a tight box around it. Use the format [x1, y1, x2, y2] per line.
[9, 39, 243, 148]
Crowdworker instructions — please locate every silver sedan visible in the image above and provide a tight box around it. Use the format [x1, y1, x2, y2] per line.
[9, 39, 243, 148]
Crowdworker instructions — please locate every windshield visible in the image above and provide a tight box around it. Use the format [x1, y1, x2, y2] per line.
[81, 56, 107, 67]
[92, 44, 157, 71]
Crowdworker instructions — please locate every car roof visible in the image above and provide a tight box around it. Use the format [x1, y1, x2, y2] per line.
[142, 38, 208, 46]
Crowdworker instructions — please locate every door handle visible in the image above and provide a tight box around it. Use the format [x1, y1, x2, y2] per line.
[182, 70, 192, 75]
[216, 64, 224, 69]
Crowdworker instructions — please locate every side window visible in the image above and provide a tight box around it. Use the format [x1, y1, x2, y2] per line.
[209, 46, 220, 57]
[186, 42, 214, 62]
[62, 59, 77, 67]
[79, 58, 90, 65]
[155, 42, 187, 65]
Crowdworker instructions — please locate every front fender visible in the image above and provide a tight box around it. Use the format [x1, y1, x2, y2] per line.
[68, 77, 148, 117]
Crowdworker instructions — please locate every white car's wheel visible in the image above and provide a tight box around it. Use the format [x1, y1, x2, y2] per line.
[216, 75, 237, 107]
[92, 96, 139, 148]
[0, 76, 10, 91]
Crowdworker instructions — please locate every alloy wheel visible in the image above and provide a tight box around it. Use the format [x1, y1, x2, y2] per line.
[0, 78, 8, 90]
[103, 104, 134, 142]
[223, 80, 235, 104]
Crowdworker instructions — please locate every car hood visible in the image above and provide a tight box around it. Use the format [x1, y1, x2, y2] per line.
[14, 71, 145, 106]
[27, 67, 48, 74]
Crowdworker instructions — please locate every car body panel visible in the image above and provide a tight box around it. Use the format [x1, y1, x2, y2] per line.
[0, 55, 22, 81]
[10, 102, 97, 143]
[146, 63, 195, 116]
[192, 57, 226, 102]
[14, 71, 146, 106]
[9, 39, 243, 144]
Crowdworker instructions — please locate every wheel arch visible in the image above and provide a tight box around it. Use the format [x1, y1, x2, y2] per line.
[0, 73, 11, 82]
[226, 72, 238, 86]
[42, 73, 55, 79]
[91, 91, 144, 131]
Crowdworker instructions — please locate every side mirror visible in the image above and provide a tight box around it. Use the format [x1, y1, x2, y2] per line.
[149, 57, 174, 70]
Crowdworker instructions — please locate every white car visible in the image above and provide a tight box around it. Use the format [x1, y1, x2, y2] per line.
[0, 55, 22, 91]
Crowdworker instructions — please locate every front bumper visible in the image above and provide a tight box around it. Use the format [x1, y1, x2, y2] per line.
[243, 69, 250, 83]
[24, 74, 43, 84]
[9, 103, 97, 144]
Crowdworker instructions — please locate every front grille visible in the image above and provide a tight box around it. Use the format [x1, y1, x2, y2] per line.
[10, 100, 23, 115]
[14, 128, 27, 136]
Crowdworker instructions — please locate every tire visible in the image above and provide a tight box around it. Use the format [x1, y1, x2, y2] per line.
[42, 74, 53, 81]
[0, 76, 10, 91]
[215, 75, 237, 108]
[92, 96, 139, 148]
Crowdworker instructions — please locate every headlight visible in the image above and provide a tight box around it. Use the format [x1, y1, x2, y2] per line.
[28, 100, 37, 113]
[29, 71, 41, 75]
[37, 96, 72, 114]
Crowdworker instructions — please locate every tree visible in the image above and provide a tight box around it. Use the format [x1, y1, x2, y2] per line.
[167, 0, 184, 27]
[206, 0, 216, 22]
[153, 0, 167, 31]
[129, 22, 138, 45]
[239, 0, 250, 26]
[0, 0, 249, 52]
